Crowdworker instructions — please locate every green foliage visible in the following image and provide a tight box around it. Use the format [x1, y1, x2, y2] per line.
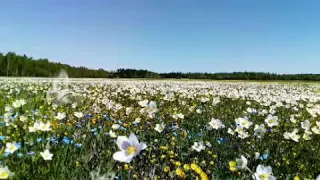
[1, 51, 320, 81]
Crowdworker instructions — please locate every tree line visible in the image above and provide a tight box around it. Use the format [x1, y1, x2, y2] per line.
[0, 51, 319, 81]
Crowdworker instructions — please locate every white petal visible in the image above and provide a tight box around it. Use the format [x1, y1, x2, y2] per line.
[113, 151, 132, 163]
[116, 136, 130, 150]
[140, 142, 147, 150]
[129, 133, 139, 146]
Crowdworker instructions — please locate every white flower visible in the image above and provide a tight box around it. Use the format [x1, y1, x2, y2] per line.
[154, 123, 165, 133]
[254, 152, 260, 159]
[192, 142, 206, 152]
[113, 133, 147, 163]
[235, 117, 253, 129]
[39, 122, 52, 131]
[19, 115, 27, 122]
[253, 165, 276, 180]
[209, 118, 225, 129]
[196, 109, 202, 114]
[236, 155, 248, 170]
[235, 126, 250, 139]
[74, 112, 84, 118]
[138, 100, 149, 107]
[5, 142, 19, 154]
[125, 107, 133, 115]
[55, 112, 66, 120]
[283, 132, 290, 140]
[312, 126, 320, 134]
[177, 113, 184, 119]
[133, 118, 141, 124]
[227, 128, 235, 135]
[112, 124, 120, 130]
[109, 130, 117, 138]
[284, 129, 300, 142]
[254, 124, 266, 138]
[265, 115, 279, 127]
[0, 166, 12, 179]
[303, 130, 312, 140]
[301, 120, 311, 130]
[40, 149, 53, 160]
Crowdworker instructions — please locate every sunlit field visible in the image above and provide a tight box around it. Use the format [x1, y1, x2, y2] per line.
[1, 77, 320, 180]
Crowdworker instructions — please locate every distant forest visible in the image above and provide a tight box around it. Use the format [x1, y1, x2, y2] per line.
[0, 51, 319, 80]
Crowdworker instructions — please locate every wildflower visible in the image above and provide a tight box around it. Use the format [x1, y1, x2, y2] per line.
[175, 168, 185, 178]
[183, 164, 190, 171]
[229, 161, 237, 172]
[209, 118, 225, 129]
[284, 129, 300, 142]
[265, 115, 279, 127]
[113, 133, 147, 163]
[235, 117, 253, 129]
[40, 149, 53, 160]
[227, 128, 235, 135]
[164, 166, 170, 172]
[138, 100, 149, 107]
[303, 130, 312, 140]
[301, 120, 311, 130]
[254, 124, 266, 138]
[312, 125, 320, 134]
[253, 165, 276, 180]
[154, 123, 165, 133]
[0, 166, 12, 179]
[74, 112, 84, 118]
[235, 155, 248, 170]
[112, 124, 120, 130]
[109, 130, 117, 138]
[192, 142, 205, 152]
[5, 142, 18, 154]
[55, 112, 66, 120]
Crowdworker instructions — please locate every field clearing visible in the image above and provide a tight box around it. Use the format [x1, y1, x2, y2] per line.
[0, 78, 320, 179]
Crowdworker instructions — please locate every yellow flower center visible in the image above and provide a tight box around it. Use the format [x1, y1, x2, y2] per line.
[9, 146, 15, 151]
[0, 171, 9, 178]
[127, 146, 136, 155]
[259, 174, 269, 180]
[269, 119, 275, 123]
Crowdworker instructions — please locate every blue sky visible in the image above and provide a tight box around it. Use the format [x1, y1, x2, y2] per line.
[1, 0, 320, 74]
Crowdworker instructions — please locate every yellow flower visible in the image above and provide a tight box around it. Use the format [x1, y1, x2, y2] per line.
[124, 164, 129, 170]
[195, 168, 203, 174]
[175, 168, 185, 178]
[229, 161, 237, 172]
[200, 172, 209, 180]
[183, 164, 190, 171]
[191, 163, 199, 170]
[175, 161, 181, 167]
[294, 176, 300, 180]
[164, 166, 170, 172]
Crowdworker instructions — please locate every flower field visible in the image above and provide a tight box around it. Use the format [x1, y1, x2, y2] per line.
[0, 77, 320, 180]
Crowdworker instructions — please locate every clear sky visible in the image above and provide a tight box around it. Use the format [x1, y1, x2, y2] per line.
[1, 0, 320, 74]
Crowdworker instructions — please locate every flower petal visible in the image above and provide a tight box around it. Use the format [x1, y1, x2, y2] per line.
[129, 133, 139, 146]
[116, 136, 130, 150]
[113, 151, 132, 163]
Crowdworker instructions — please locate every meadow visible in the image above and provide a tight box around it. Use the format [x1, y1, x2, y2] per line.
[0, 77, 320, 180]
